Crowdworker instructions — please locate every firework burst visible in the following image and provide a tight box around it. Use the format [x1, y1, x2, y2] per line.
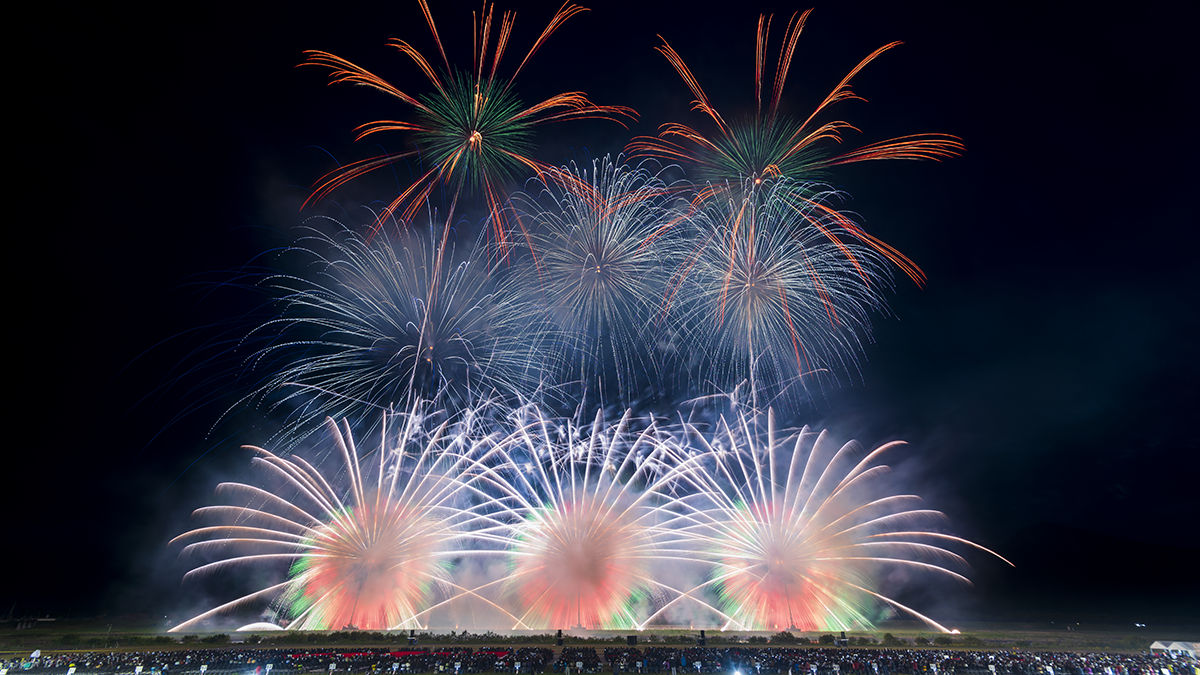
[665, 179, 893, 404]
[240, 219, 554, 443]
[170, 409, 511, 631]
[511, 157, 687, 404]
[628, 10, 962, 285]
[302, 0, 636, 244]
[467, 405, 722, 630]
[649, 407, 1012, 632]
[165, 3, 1005, 635]
[170, 402, 1006, 632]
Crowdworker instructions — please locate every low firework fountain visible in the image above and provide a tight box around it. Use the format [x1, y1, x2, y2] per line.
[652, 408, 1013, 631]
[477, 406, 696, 630]
[171, 407, 516, 631]
[173, 404, 1007, 632]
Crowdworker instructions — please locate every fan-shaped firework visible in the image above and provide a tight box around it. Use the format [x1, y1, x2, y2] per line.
[242, 220, 554, 443]
[170, 411, 506, 631]
[628, 10, 962, 285]
[511, 157, 686, 404]
[171, 403, 1007, 632]
[302, 0, 636, 243]
[649, 408, 1012, 631]
[666, 179, 892, 404]
[469, 405, 717, 630]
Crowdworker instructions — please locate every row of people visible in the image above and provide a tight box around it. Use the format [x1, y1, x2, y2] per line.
[6, 646, 1194, 675]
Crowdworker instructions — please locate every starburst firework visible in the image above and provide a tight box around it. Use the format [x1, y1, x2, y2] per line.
[511, 157, 686, 403]
[241, 219, 554, 443]
[629, 10, 962, 285]
[665, 179, 893, 404]
[302, 0, 636, 244]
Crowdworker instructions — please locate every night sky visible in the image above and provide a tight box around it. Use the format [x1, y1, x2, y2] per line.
[13, 1, 1199, 627]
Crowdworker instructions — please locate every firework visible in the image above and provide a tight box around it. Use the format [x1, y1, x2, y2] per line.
[665, 179, 893, 405]
[240, 219, 555, 443]
[301, 0, 636, 244]
[466, 405, 722, 630]
[649, 407, 1013, 632]
[171, 403, 1005, 632]
[628, 10, 962, 285]
[510, 157, 687, 404]
[170, 409, 506, 631]
[164, 2, 1002, 636]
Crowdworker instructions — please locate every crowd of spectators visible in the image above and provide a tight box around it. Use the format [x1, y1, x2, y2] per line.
[1, 648, 554, 675]
[1, 646, 1193, 675]
[556, 648, 1196, 675]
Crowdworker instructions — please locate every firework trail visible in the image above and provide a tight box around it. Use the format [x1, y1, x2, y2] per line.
[171, 407, 524, 631]
[628, 10, 962, 285]
[647, 407, 1013, 632]
[510, 156, 688, 405]
[664, 179, 893, 406]
[301, 0, 636, 245]
[239, 218, 555, 445]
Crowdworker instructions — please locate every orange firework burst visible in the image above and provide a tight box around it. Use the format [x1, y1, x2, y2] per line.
[302, 0, 636, 246]
[629, 10, 965, 286]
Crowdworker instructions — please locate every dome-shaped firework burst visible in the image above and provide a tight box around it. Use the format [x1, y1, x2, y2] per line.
[471, 406, 702, 629]
[170, 410, 506, 631]
[666, 179, 893, 404]
[171, 402, 1007, 632]
[242, 220, 555, 443]
[651, 408, 1012, 632]
[511, 157, 687, 404]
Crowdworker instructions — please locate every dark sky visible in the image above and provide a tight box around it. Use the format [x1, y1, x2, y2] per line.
[13, 1, 1198, 627]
